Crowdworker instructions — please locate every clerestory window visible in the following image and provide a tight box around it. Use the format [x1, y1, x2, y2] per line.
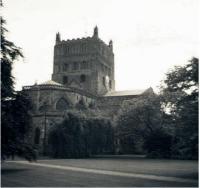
[63, 63, 69, 71]
[81, 61, 88, 69]
[63, 76, 68, 84]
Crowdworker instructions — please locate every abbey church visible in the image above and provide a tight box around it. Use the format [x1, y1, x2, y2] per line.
[23, 26, 153, 150]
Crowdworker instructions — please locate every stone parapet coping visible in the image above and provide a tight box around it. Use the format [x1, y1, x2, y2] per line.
[22, 84, 97, 98]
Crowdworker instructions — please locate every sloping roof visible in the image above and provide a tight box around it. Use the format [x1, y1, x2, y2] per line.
[104, 89, 146, 96]
[39, 80, 62, 86]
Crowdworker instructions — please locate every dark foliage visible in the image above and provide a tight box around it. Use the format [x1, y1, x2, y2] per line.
[160, 57, 198, 159]
[1, 12, 36, 161]
[116, 95, 172, 158]
[1, 17, 23, 99]
[118, 135, 142, 154]
[48, 112, 114, 158]
[1, 92, 37, 161]
[143, 129, 172, 158]
[116, 58, 198, 160]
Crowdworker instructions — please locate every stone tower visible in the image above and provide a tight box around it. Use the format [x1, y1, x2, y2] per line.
[52, 26, 115, 96]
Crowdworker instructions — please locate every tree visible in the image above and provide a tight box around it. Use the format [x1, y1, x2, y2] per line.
[116, 94, 172, 157]
[48, 112, 114, 158]
[2, 91, 37, 160]
[160, 57, 198, 159]
[1, 17, 23, 99]
[1, 11, 36, 160]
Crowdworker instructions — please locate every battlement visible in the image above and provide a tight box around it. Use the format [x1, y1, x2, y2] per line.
[55, 26, 113, 53]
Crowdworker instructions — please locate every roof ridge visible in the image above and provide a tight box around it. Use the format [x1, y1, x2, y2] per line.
[104, 89, 148, 96]
[39, 80, 62, 86]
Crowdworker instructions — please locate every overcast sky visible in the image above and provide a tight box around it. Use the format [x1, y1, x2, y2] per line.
[3, 0, 199, 92]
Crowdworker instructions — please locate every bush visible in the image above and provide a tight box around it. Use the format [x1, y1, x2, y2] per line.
[143, 129, 172, 158]
[171, 134, 198, 160]
[48, 112, 114, 158]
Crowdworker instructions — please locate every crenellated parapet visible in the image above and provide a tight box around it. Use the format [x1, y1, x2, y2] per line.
[55, 26, 113, 55]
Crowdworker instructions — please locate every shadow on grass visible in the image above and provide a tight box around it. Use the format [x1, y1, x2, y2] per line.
[1, 168, 30, 175]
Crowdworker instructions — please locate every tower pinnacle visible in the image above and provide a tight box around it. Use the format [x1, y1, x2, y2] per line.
[56, 32, 61, 44]
[109, 40, 113, 51]
[93, 26, 98, 38]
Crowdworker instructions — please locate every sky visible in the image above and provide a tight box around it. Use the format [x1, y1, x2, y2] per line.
[2, 0, 199, 92]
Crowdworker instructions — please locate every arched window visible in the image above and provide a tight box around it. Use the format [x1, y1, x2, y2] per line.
[63, 63, 69, 71]
[109, 80, 112, 89]
[80, 74, 86, 82]
[56, 98, 69, 111]
[34, 127, 40, 145]
[103, 77, 105, 86]
[63, 76, 68, 84]
[81, 61, 87, 69]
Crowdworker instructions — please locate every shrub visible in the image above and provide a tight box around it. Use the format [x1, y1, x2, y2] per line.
[143, 129, 172, 158]
[48, 112, 114, 158]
